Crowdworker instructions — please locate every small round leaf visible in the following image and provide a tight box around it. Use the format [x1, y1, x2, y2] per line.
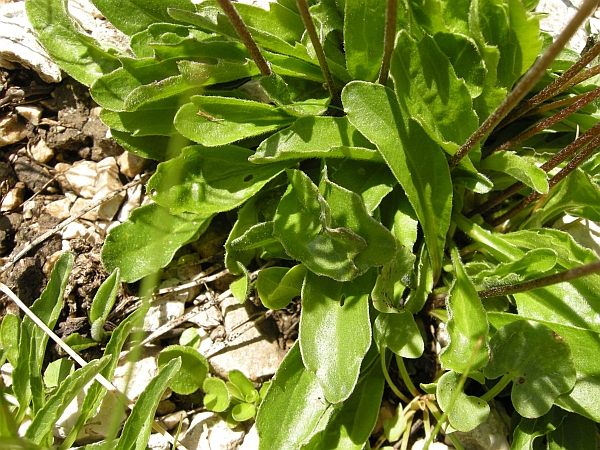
[232, 402, 256, 422]
[158, 345, 209, 395]
[436, 371, 489, 432]
[202, 378, 230, 412]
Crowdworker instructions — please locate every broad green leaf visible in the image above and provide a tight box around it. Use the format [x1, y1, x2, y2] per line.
[232, 403, 256, 422]
[481, 151, 548, 194]
[59, 306, 148, 450]
[228, 222, 278, 253]
[231, 264, 251, 304]
[89, 268, 120, 342]
[25, 356, 111, 444]
[90, 0, 195, 35]
[440, 246, 489, 373]
[433, 32, 486, 98]
[343, 0, 385, 82]
[371, 246, 416, 313]
[343, 81, 452, 279]
[489, 312, 600, 422]
[317, 349, 386, 449]
[203, 378, 230, 412]
[547, 412, 598, 449]
[404, 243, 434, 314]
[158, 345, 208, 395]
[468, 248, 558, 290]
[130, 23, 211, 58]
[484, 320, 576, 418]
[225, 197, 262, 274]
[256, 265, 306, 310]
[391, 31, 479, 153]
[43, 358, 74, 389]
[110, 129, 187, 161]
[25, 0, 121, 86]
[101, 203, 212, 282]
[511, 407, 568, 450]
[180, 328, 202, 348]
[436, 371, 490, 432]
[0, 313, 19, 367]
[249, 116, 382, 165]
[328, 160, 396, 214]
[234, 1, 305, 43]
[174, 96, 294, 146]
[273, 169, 396, 281]
[256, 342, 334, 450]
[63, 333, 98, 351]
[524, 169, 600, 228]
[13, 252, 73, 422]
[115, 357, 181, 450]
[147, 145, 291, 215]
[374, 312, 424, 358]
[300, 270, 374, 403]
[228, 370, 257, 402]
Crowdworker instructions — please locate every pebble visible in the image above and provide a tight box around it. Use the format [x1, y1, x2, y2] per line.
[117, 151, 146, 178]
[62, 222, 88, 240]
[30, 139, 54, 163]
[44, 197, 72, 220]
[16, 105, 43, 125]
[0, 182, 25, 212]
[180, 412, 245, 450]
[60, 160, 97, 198]
[0, 113, 28, 147]
[91, 156, 125, 220]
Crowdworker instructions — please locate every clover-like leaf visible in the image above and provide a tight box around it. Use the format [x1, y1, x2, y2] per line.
[485, 320, 576, 418]
[158, 345, 209, 395]
[203, 378, 230, 412]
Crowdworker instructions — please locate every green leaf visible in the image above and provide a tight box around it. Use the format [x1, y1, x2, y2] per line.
[228, 370, 257, 402]
[511, 407, 568, 450]
[390, 31, 479, 153]
[484, 320, 576, 418]
[25, 356, 111, 444]
[147, 145, 291, 215]
[436, 371, 490, 432]
[317, 350, 386, 449]
[273, 169, 396, 281]
[371, 246, 416, 313]
[256, 265, 306, 310]
[174, 96, 294, 146]
[481, 151, 548, 194]
[440, 246, 489, 373]
[374, 312, 424, 359]
[101, 203, 212, 282]
[343, 81, 452, 279]
[43, 358, 74, 389]
[90, 0, 195, 35]
[256, 342, 333, 450]
[300, 270, 374, 403]
[25, 0, 121, 86]
[63, 333, 99, 351]
[0, 313, 19, 367]
[89, 268, 120, 341]
[99, 98, 181, 137]
[158, 345, 208, 395]
[343, 0, 385, 82]
[202, 378, 230, 412]
[110, 129, 187, 161]
[249, 116, 382, 165]
[547, 412, 598, 449]
[433, 32, 486, 98]
[232, 403, 257, 422]
[404, 244, 434, 314]
[115, 357, 181, 450]
[231, 264, 252, 304]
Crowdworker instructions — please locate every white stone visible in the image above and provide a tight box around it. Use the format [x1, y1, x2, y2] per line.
[239, 425, 259, 450]
[62, 160, 97, 198]
[44, 197, 72, 220]
[180, 412, 245, 450]
[208, 297, 286, 381]
[0, 182, 25, 212]
[113, 345, 161, 402]
[535, 0, 589, 52]
[158, 410, 188, 431]
[70, 197, 99, 221]
[117, 181, 143, 222]
[62, 222, 89, 240]
[91, 157, 125, 220]
[0, 113, 28, 147]
[411, 439, 450, 450]
[553, 215, 600, 257]
[0, 2, 62, 83]
[117, 151, 146, 178]
[16, 105, 43, 126]
[453, 406, 510, 450]
[143, 292, 187, 332]
[42, 250, 66, 275]
[1, 362, 13, 388]
[187, 305, 222, 329]
[30, 139, 54, 163]
[147, 433, 171, 450]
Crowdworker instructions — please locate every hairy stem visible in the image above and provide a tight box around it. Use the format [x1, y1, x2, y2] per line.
[478, 259, 600, 298]
[215, 0, 272, 76]
[296, 0, 342, 110]
[449, 0, 599, 168]
[378, 0, 398, 86]
[380, 347, 411, 403]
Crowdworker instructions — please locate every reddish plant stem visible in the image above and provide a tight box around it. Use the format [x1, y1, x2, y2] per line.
[471, 120, 600, 216]
[527, 92, 587, 115]
[483, 86, 600, 158]
[490, 132, 600, 226]
[478, 259, 600, 298]
[378, 0, 398, 86]
[296, 0, 342, 110]
[499, 39, 600, 127]
[215, 0, 272, 76]
[449, 0, 599, 169]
